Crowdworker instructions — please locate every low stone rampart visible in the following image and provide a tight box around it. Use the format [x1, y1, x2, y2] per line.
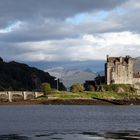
[0, 91, 43, 102]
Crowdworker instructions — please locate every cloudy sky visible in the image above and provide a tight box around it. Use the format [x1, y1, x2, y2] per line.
[0, 0, 140, 70]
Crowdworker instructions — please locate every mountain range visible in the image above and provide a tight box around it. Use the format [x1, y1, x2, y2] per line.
[134, 57, 140, 73]
[46, 67, 97, 88]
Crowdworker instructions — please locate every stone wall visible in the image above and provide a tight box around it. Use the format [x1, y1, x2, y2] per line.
[105, 55, 133, 85]
[133, 78, 140, 89]
[105, 55, 140, 89]
[0, 91, 43, 102]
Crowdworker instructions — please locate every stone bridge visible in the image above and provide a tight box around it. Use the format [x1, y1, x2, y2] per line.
[0, 91, 43, 102]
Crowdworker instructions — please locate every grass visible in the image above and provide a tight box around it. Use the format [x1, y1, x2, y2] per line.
[48, 91, 89, 99]
[43, 91, 140, 100]
[85, 91, 140, 99]
[36, 84, 140, 100]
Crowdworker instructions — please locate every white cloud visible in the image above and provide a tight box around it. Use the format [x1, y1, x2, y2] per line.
[8, 31, 140, 62]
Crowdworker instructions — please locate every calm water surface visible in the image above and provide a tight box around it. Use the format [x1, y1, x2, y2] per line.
[0, 105, 139, 140]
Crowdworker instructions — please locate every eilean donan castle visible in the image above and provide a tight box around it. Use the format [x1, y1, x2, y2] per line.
[105, 55, 140, 89]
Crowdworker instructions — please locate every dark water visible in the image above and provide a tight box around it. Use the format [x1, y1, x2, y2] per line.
[0, 105, 140, 140]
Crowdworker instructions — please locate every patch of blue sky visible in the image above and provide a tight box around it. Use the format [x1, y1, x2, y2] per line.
[113, 7, 127, 15]
[0, 21, 21, 33]
[65, 13, 88, 25]
[65, 11, 110, 25]
[92, 11, 110, 22]
[65, 7, 126, 25]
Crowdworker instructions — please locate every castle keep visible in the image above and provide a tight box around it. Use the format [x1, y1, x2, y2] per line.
[105, 55, 140, 89]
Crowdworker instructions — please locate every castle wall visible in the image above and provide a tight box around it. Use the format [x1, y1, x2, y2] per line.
[105, 55, 133, 85]
[133, 78, 140, 89]
[105, 55, 140, 90]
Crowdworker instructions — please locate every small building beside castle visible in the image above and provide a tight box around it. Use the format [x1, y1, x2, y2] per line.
[105, 55, 140, 89]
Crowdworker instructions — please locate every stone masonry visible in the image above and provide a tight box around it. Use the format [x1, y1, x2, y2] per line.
[105, 55, 140, 89]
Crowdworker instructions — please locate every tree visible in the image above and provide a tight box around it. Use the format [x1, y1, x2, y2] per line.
[41, 83, 52, 95]
[70, 83, 84, 93]
[86, 85, 95, 91]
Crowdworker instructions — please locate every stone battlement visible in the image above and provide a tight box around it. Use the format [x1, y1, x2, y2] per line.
[107, 55, 133, 65]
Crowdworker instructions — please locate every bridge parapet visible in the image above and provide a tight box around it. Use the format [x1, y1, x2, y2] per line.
[0, 91, 43, 102]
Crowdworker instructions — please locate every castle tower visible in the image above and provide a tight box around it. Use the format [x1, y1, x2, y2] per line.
[105, 55, 133, 85]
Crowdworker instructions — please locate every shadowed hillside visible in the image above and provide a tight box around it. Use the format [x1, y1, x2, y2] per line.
[0, 57, 65, 91]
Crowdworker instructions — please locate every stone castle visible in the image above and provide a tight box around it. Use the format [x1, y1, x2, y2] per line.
[105, 55, 140, 89]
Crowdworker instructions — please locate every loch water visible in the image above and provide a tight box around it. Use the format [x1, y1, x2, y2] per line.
[0, 105, 139, 140]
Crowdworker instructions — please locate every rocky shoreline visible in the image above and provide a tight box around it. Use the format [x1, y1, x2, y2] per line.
[0, 98, 140, 105]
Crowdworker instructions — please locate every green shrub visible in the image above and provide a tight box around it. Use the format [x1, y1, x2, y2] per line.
[86, 85, 95, 91]
[70, 83, 84, 93]
[41, 83, 52, 95]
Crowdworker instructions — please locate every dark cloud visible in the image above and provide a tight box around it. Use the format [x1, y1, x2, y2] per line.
[0, 20, 78, 42]
[0, 0, 128, 43]
[0, 0, 126, 27]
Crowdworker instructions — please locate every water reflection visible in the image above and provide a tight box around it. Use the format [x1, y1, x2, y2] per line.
[82, 130, 140, 140]
[104, 130, 140, 140]
[0, 134, 30, 140]
[0, 130, 140, 140]
[0, 105, 139, 139]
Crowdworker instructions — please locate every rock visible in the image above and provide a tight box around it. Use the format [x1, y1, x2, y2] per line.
[117, 87, 125, 93]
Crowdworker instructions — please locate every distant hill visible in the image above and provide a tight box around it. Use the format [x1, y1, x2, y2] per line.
[46, 67, 97, 88]
[134, 57, 140, 72]
[0, 57, 65, 91]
